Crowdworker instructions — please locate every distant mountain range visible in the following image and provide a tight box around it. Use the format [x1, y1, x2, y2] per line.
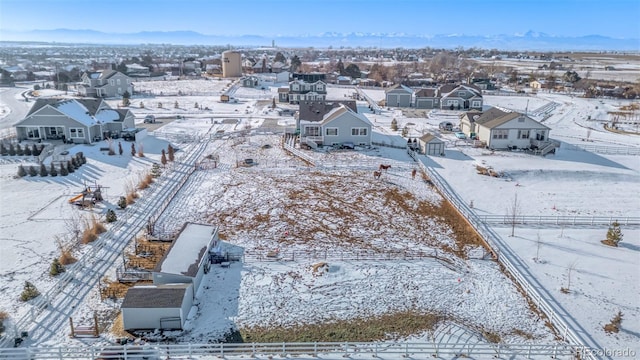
[1, 29, 638, 51]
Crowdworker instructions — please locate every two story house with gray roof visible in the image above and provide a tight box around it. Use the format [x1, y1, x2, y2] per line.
[298, 101, 371, 148]
[78, 70, 132, 98]
[279, 80, 327, 104]
[439, 84, 483, 110]
[15, 98, 134, 143]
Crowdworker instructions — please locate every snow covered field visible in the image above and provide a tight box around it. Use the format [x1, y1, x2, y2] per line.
[0, 81, 638, 358]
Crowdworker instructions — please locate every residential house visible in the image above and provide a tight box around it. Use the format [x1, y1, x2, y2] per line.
[121, 223, 220, 331]
[279, 80, 327, 104]
[336, 76, 352, 85]
[78, 70, 133, 98]
[529, 80, 545, 90]
[438, 84, 483, 110]
[385, 84, 413, 107]
[468, 107, 552, 151]
[417, 133, 445, 156]
[241, 75, 259, 88]
[125, 63, 150, 77]
[414, 88, 439, 109]
[298, 101, 371, 148]
[15, 98, 135, 143]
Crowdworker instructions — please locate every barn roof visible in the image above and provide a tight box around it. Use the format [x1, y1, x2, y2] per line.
[121, 284, 191, 309]
[155, 223, 217, 277]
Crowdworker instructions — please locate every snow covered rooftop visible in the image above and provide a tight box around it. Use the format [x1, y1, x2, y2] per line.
[157, 223, 218, 277]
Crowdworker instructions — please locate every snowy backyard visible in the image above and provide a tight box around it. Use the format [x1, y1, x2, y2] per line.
[0, 80, 638, 359]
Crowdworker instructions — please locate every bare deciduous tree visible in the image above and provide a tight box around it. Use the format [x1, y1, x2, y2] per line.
[507, 193, 521, 237]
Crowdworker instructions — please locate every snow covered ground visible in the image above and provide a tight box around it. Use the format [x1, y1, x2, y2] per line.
[0, 81, 638, 358]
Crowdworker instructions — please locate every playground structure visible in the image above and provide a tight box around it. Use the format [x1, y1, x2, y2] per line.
[68, 183, 104, 207]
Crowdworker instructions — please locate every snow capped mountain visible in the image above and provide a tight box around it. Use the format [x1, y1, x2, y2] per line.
[1, 29, 638, 50]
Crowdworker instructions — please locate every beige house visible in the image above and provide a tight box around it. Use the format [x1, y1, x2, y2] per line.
[418, 133, 445, 156]
[468, 107, 552, 151]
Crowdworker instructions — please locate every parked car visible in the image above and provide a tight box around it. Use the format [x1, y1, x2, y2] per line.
[454, 132, 466, 139]
[439, 121, 453, 131]
[143, 115, 156, 123]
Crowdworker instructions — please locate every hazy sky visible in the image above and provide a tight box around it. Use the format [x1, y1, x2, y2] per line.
[1, 0, 639, 38]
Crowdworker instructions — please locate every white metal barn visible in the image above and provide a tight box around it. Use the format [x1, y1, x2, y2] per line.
[121, 284, 193, 330]
[153, 222, 219, 292]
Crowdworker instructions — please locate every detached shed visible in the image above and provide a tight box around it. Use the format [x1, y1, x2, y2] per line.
[121, 283, 194, 330]
[153, 223, 219, 293]
[418, 133, 445, 156]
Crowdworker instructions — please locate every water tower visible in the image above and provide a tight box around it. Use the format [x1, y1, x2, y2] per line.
[222, 50, 242, 78]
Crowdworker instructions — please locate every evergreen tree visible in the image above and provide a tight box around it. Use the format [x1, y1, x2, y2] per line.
[16, 144, 24, 156]
[194, 102, 199, 108]
[28, 165, 37, 176]
[8, 144, 16, 156]
[131, 143, 136, 156]
[140, 101, 144, 109]
[151, 163, 162, 178]
[121, 90, 131, 107]
[290, 55, 301, 73]
[17, 165, 26, 177]
[161, 149, 167, 167]
[118, 142, 123, 156]
[49, 163, 58, 177]
[174, 100, 179, 109]
[105, 209, 117, 223]
[67, 160, 75, 173]
[31, 144, 39, 156]
[49, 258, 65, 276]
[59, 163, 68, 176]
[39, 163, 48, 177]
[606, 221, 623, 246]
[0, 143, 7, 155]
[391, 118, 398, 131]
[20, 281, 40, 301]
[24, 145, 32, 156]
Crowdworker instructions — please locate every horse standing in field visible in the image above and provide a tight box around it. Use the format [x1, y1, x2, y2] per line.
[411, 168, 417, 180]
[379, 164, 391, 172]
[373, 170, 382, 179]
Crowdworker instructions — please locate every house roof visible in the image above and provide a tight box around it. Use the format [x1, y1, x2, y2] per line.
[25, 98, 107, 127]
[419, 133, 443, 143]
[155, 223, 217, 277]
[474, 107, 550, 130]
[121, 284, 191, 309]
[414, 88, 436, 97]
[385, 84, 413, 94]
[321, 104, 372, 127]
[298, 100, 357, 122]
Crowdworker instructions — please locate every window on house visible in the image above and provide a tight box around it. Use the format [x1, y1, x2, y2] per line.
[116, 79, 121, 85]
[492, 129, 508, 139]
[351, 128, 368, 136]
[518, 130, 530, 139]
[472, 100, 481, 107]
[325, 128, 338, 136]
[69, 128, 85, 138]
[304, 126, 320, 136]
[447, 100, 459, 106]
[26, 127, 40, 138]
[518, 116, 525, 122]
[109, 79, 114, 86]
[458, 91, 466, 97]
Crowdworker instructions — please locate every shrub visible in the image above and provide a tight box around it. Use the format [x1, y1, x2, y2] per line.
[140, 101, 144, 108]
[28, 165, 37, 176]
[0, 310, 8, 334]
[24, 145, 32, 156]
[31, 144, 40, 156]
[39, 163, 48, 177]
[20, 281, 40, 302]
[81, 216, 106, 244]
[137, 143, 144, 158]
[131, 143, 136, 156]
[117, 196, 127, 209]
[59, 248, 77, 265]
[105, 209, 117, 223]
[390, 118, 398, 131]
[161, 150, 167, 167]
[0, 143, 7, 155]
[49, 258, 65, 276]
[67, 160, 75, 173]
[71, 157, 79, 169]
[49, 163, 58, 177]
[16, 144, 24, 156]
[8, 144, 16, 156]
[604, 311, 623, 333]
[150, 163, 162, 178]
[17, 165, 26, 177]
[168, 145, 175, 162]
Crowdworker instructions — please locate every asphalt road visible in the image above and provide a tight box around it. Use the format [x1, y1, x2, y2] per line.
[0, 86, 31, 130]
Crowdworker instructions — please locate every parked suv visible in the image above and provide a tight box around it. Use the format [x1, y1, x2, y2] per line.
[439, 121, 453, 131]
[143, 115, 156, 123]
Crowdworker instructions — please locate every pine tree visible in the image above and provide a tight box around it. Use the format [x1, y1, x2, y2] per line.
[24, 145, 32, 156]
[194, 102, 199, 108]
[174, 101, 179, 109]
[39, 163, 48, 177]
[605, 221, 623, 246]
[20, 281, 40, 301]
[49, 163, 58, 177]
[17, 165, 26, 177]
[8, 144, 16, 156]
[28, 165, 37, 176]
[131, 143, 136, 156]
[391, 118, 398, 131]
[67, 160, 75, 173]
[0, 143, 6, 155]
[49, 258, 65, 276]
[60, 163, 69, 176]
[118, 142, 123, 156]
[151, 163, 162, 178]
[105, 209, 117, 223]
[140, 101, 145, 109]
[31, 144, 39, 156]
[167, 144, 175, 162]
[16, 144, 24, 156]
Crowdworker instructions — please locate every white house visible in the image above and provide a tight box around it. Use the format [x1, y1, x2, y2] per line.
[471, 107, 552, 151]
